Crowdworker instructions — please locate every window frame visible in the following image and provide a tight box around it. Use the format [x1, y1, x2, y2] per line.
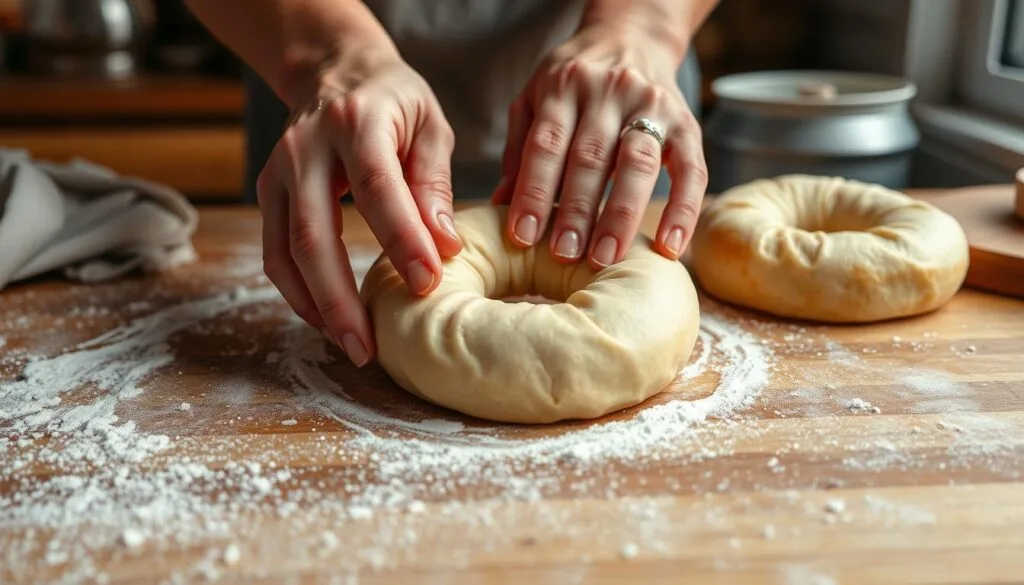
[957, 0, 1024, 122]
[1005, 0, 1024, 66]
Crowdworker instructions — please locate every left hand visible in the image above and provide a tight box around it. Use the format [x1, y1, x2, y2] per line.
[492, 23, 708, 269]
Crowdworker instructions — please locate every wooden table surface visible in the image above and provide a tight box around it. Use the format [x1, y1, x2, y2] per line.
[2, 194, 1023, 585]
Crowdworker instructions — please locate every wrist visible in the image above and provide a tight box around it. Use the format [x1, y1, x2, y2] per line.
[574, 20, 686, 72]
[578, 1, 702, 66]
[273, 1, 401, 109]
[279, 39, 400, 109]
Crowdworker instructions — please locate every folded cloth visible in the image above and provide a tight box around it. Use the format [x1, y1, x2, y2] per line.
[0, 148, 199, 291]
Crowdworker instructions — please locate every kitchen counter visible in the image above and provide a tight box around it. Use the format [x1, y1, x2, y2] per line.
[1, 194, 1023, 584]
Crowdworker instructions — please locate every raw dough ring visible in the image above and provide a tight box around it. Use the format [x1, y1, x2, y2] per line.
[690, 175, 969, 323]
[360, 205, 700, 424]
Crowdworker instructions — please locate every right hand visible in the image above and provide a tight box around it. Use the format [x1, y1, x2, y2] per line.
[257, 53, 463, 367]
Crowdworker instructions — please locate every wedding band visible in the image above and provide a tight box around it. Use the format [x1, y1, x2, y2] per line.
[621, 118, 666, 148]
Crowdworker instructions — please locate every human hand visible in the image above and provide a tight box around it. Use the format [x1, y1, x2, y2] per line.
[257, 52, 462, 367]
[492, 23, 708, 269]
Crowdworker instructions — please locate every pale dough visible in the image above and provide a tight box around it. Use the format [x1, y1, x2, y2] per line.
[360, 205, 701, 424]
[690, 175, 970, 323]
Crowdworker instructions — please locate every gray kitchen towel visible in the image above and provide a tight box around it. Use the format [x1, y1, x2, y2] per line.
[0, 148, 199, 291]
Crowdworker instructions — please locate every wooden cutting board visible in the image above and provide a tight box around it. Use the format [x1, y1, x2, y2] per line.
[923, 183, 1024, 299]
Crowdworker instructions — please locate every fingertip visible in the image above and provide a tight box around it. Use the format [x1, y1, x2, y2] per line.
[405, 258, 440, 296]
[657, 225, 685, 259]
[588, 234, 619, 269]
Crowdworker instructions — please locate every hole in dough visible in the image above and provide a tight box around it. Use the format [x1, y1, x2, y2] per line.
[498, 294, 559, 305]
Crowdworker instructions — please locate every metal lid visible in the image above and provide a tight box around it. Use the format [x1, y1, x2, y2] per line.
[712, 70, 917, 109]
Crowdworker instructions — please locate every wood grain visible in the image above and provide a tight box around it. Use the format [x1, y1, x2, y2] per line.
[0, 76, 244, 120]
[926, 185, 1024, 299]
[1, 193, 1023, 585]
[0, 125, 245, 199]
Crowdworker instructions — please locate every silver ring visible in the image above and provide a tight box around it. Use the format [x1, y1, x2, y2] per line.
[621, 117, 666, 148]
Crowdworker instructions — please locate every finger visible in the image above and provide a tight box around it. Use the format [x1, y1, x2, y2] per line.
[654, 125, 708, 259]
[550, 105, 620, 262]
[406, 115, 463, 258]
[327, 104, 442, 296]
[285, 137, 376, 367]
[588, 126, 662, 269]
[507, 96, 577, 248]
[256, 151, 324, 333]
[492, 94, 532, 204]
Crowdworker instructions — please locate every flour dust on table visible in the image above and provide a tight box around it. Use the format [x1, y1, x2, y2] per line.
[0, 249, 1019, 584]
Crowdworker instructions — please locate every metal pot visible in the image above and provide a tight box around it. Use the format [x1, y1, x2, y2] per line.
[23, 0, 155, 78]
[703, 70, 919, 192]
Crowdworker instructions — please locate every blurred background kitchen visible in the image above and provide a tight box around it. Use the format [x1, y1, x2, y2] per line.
[0, 0, 1021, 203]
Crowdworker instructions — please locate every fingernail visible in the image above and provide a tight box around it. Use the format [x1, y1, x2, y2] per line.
[341, 333, 369, 367]
[437, 212, 460, 242]
[591, 236, 618, 268]
[513, 214, 539, 245]
[664, 227, 684, 256]
[553, 230, 581, 259]
[405, 259, 435, 295]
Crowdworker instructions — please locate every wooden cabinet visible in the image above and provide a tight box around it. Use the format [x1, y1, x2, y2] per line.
[0, 75, 247, 201]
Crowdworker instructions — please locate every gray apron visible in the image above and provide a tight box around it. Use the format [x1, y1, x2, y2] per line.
[242, 0, 701, 202]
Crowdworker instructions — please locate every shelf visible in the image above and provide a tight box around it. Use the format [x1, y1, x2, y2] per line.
[0, 124, 246, 199]
[0, 74, 245, 120]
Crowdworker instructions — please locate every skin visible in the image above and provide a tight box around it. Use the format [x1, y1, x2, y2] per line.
[184, 0, 717, 367]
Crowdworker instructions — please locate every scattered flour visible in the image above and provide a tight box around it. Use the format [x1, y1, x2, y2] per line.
[619, 543, 639, 559]
[843, 398, 880, 414]
[0, 276, 777, 583]
[1, 253, 1017, 583]
[783, 565, 838, 585]
[824, 499, 845, 515]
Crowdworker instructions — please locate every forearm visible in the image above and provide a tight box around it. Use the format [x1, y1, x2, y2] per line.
[580, 0, 719, 63]
[184, 0, 398, 107]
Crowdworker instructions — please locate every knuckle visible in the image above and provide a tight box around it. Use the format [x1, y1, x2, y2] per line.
[353, 166, 400, 203]
[255, 171, 275, 205]
[603, 203, 641, 227]
[278, 127, 302, 157]
[669, 197, 703, 221]
[641, 85, 669, 109]
[569, 134, 612, 172]
[289, 213, 326, 263]
[413, 170, 454, 203]
[549, 61, 576, 93]
[376, 221, 420, 262]
[516, 184, 553, 207]
[620, 141, 662, 175]
[687, 162, 710, 188]
[558, 196, 597, 223]
[313, 295, 350, 324]
[327, 94, 361, 130]
[607, 67, 645, 93]
[438, 123, 456, 149]
[528, 122, 570, 158]
[676, 113, 702, 138]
